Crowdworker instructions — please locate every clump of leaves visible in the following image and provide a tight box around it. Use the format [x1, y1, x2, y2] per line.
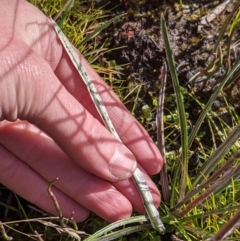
[83, 1, 240, 240]
[158, 2, 240, 240]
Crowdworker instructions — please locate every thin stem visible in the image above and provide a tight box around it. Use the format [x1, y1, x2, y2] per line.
[47, 178, 66, 228]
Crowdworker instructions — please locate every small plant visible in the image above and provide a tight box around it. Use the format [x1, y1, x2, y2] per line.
[158, 2, 240, 240]
[84, 2, 240, 240]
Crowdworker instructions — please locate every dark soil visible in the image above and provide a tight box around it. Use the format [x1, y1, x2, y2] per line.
[93, 0, 240, 161]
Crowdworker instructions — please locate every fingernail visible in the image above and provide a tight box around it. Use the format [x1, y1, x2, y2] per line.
[109, 145, 137, 179]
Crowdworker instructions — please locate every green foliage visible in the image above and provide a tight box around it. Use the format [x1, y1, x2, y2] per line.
[159, 2, 240, 240]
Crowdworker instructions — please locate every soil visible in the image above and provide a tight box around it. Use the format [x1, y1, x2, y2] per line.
[93, 0, 240, 165]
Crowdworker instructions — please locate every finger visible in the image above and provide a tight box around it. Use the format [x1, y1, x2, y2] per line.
[53, 35, 163, 175]
[0, 121, 134, 222]
[112, 165, 161, 214]
[0, 144, 89, 222]
[0, 40, 136, 182]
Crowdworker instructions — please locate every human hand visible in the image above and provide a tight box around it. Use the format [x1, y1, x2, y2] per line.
[0, 0, 163, 222]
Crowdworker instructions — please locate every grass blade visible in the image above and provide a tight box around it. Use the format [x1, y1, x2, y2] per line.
[212, 1, 240, 53]
[161, 15, 188, 202]
[182, 162, 240, 216]
[192, 123, 240, 187]
[53, 0, 75, 26]
[84, 216, 149, 241]
[188, 59, 240, 149]
[172, 150, 240, 211]
[207, 209, 240, 241]
[87, 225, 152, 241]
[157, 61, 170, 202]
[79, 13, 126, 47]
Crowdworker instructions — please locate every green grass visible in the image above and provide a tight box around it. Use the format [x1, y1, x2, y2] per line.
[1, 0, 240, 240]
[159, 3, 240, 240]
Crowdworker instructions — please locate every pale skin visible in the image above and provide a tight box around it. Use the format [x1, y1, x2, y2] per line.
[0, 0, 163, 223]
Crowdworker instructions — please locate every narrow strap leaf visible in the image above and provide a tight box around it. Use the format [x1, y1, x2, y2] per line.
[51, 18, 165, 234]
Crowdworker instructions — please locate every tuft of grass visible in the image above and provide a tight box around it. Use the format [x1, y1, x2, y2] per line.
[158, 2, 240, 240]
